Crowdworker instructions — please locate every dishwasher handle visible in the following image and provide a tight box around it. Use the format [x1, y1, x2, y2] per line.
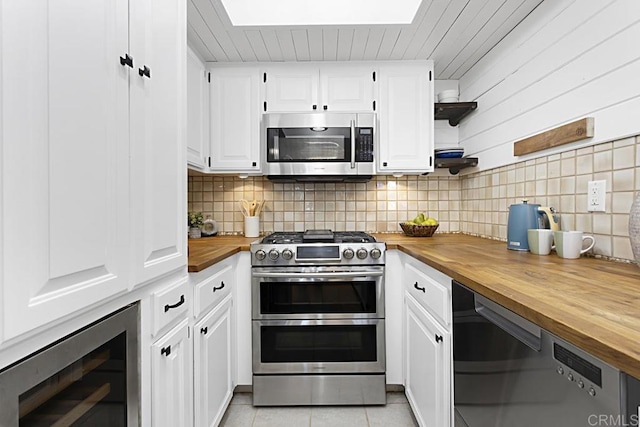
[475, 294, 542, 351]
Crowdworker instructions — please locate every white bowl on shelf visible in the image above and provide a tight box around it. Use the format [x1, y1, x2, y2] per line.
[437, 89, 459, 103]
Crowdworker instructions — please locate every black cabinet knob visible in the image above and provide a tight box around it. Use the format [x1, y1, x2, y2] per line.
[201, 327, 208, 335]
[323, 105, 328, 110]
[312, 104, 317, 110]
[119, 53, 133, 68]
[138, 65, 151, 78]
[161, 345, 171, 356]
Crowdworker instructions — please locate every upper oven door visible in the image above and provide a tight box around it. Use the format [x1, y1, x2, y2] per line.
[252, 266, 384, 320]
[263, 113, 375, 176]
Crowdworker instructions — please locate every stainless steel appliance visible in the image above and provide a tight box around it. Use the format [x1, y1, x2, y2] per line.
[251, 230, 386, 406]
[0, 304, 139, 426]
[263, 113, 376, 181]
[452, 281, 639, 427]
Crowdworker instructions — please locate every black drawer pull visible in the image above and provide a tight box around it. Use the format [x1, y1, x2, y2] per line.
[119, 53, 133, 68]
[414, 282, 426, 293]
[161, 345, 171, 356]
[435, 335, 443, 343]
[164, 295, 185, 312]
[323, 105, 328, 110]
[213, 281, 225, 293]
[312, 104, 317, 110]
[138, 65, 151, 78]
[201, 327, 208, 335]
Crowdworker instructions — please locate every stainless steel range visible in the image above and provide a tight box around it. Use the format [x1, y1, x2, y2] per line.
[251, 230, 386, 406]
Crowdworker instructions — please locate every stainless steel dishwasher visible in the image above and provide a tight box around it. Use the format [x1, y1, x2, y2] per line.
[452, 281, 639, 427]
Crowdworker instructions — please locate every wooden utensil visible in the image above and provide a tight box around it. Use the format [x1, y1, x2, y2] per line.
[240, 199, 250, 217]
[250, 200, 257, 216]
[254, 200, 264, 216]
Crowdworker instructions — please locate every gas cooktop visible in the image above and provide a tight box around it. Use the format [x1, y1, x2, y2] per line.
[252, 230, 384, 266]
[260, 230, 377, 245]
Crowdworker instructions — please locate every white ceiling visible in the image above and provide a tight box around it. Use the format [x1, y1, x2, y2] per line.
[187, 0, 544, 79]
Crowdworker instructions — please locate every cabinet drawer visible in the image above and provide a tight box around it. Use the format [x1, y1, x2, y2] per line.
[152, 277, 189, 336]
[404, 263, 450, 326]
[194, 263, 233, 319]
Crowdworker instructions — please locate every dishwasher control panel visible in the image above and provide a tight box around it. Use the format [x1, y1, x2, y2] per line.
[554, 342, 602, 388]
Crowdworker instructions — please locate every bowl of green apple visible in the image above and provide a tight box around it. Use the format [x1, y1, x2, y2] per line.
[400, 213, 439, 237]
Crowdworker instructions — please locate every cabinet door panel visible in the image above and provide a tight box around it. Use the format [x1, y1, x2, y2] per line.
[378, 62, 434, 173]
[130, 0, 187, 286]
[194, 297, 234, 427]
[320, 65, 376, 112]
[210, 67, 261, 171]
[405, 293, 451, 427]
[0, 0, 129, 340]
[152, 319, 192, 427]
[263, 65, 319, 112]
[187, 47, 208, 169]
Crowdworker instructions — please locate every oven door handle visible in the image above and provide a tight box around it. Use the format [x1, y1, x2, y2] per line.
[252, 271, 384, 279]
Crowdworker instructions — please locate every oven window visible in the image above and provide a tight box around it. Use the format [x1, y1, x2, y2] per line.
[260, 281, 377, 314]
[19, 333, 127, 426]
[260, 325, 377, 363]
[267, 127, 351, 162]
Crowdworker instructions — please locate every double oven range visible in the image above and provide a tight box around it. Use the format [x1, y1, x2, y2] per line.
[251, 230, 386, 406]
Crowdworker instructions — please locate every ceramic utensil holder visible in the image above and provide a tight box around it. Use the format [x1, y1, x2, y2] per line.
[244, 216, 259, 238]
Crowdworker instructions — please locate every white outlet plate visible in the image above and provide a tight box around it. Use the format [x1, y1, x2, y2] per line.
[587, 180, 606, 212]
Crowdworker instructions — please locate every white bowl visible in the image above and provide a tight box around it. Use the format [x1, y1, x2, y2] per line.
[437, 89, 459, 103]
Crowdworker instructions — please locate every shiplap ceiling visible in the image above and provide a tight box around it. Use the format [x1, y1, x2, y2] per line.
[188, 0, 544, 79]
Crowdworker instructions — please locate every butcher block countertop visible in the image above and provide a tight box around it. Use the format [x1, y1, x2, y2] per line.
[188, 233, 640, 379]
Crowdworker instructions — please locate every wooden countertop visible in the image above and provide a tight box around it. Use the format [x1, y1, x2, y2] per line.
[188, 233, 640, 379]
[188, 235, 258, 272]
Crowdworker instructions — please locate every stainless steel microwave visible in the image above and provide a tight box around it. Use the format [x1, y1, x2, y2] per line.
[263, 113, 375, 180]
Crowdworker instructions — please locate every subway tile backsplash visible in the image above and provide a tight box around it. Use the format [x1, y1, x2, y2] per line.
[188, 135, 639, 262]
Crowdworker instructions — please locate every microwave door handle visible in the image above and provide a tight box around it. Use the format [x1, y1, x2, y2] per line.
[350, 120, 356, 169]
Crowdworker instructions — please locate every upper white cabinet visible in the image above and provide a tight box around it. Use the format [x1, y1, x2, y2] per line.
[130, 0, 187, 286]
[263, 63, 376, 113]
[378, 61, 434, 174]
[0, 0, 130, 340]
[209, 65, 261, 173]
[0, 0, 186, 340]
[187, 47, 209, 170]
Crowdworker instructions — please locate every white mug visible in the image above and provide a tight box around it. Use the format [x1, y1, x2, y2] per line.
[527, 229, 554, 255]
[552, 231, 595, 259]
[244, 216, 259, 238]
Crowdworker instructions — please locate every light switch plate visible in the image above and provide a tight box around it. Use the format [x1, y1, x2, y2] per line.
[587, 180, 606, 212]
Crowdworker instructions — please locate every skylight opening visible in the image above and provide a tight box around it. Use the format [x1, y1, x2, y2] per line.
[220, 0, 422, 26]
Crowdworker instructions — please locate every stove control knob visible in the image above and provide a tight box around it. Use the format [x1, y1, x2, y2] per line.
[255, 250, 266, 261]
[356, 248, 368, 259]
[556, 366, 564, 375]
[343, 248, 355, 259]
[268, 249, 280, 260]
[589, 387, 596, 397]
[577, 380, 585, 389]
[370, 248, 382, 259]
[567, 373, 574, 382]
[282, 249, 293, 260]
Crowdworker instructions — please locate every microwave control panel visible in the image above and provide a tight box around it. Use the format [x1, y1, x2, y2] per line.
[356, 128, 374, 162]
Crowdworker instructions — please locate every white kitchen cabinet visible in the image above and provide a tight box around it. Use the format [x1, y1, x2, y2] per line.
[0, 0, 186, 339]
[263, 63, 376, 113]
[405, 293, 451, 427]
[152, 319, 193, 427]
[0, 0, 130, 341]
[194, 296, 234, 427]
[187, 47, 209, 170]
[130, 0, 187, 286]
[209, 65, 261, 173]
[378, 61, 434, 174]
[402, 254, 453, 427]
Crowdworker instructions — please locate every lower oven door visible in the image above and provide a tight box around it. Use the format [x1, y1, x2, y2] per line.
[253, 319, 385, 374]
[252, 266, 384, 320]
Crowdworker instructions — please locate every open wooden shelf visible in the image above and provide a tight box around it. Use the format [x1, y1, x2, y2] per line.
[434, 157, 478, 175]
[434, 102, 478, 126]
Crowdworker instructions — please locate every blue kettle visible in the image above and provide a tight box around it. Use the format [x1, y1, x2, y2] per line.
[507, 200, 558, 251]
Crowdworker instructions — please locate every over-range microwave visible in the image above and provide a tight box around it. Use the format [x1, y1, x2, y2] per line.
[263, 112, 375, 181]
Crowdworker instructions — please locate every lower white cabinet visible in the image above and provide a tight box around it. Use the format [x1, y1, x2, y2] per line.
[405, 293, 451, 427]
[152, 319, 193, 427]
[194, 295, 234, 427]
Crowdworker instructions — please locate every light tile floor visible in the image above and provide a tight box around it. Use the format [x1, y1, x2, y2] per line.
[220, 392, 418, 427]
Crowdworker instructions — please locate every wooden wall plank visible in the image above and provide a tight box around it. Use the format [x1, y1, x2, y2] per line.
[337, 29, 354, 61]
[376, 28, 401, 60]
[308, 29, 323, 61]
[191, 0, 242, 62]
[402, 0, 449, 59]
[245, 30, 270, 61]
[323, 29, 339, 61]
[291, 29, 310, 61]
[350, 29, 369, 61]
[362, 28, 385, 60]
[513, 118, 594, 156]
[260, 30, 284, 62]
[276, 30, 297, 61]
